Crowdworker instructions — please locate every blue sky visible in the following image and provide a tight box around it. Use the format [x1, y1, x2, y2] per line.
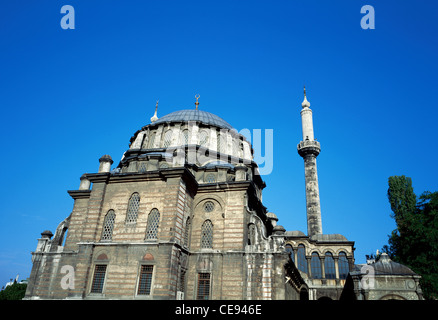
[0, 0, 437, 288]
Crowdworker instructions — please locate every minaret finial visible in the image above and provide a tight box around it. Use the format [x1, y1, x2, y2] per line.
[302, 86, 310, 108]
[150, 99, 159, 123]
[195, 94, 200, 110]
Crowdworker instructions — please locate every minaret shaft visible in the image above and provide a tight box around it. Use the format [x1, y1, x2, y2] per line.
[303, 153, 322, 236]
[297, 88, 323, 236]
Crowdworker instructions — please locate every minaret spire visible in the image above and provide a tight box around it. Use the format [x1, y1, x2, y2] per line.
[150, 99, 159, 123]
[297, 87, 323, 236]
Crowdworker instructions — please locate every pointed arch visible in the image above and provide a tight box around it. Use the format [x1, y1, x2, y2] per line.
[145, 208, 160, 240]
[201, 220, 213, 249]
[101, 210, 116, 241]
[126, 193, 140, 224]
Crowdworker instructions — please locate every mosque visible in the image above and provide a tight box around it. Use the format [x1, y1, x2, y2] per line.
[24, 90, 423, 300]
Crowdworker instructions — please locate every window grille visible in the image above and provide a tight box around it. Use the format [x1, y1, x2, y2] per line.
[201, 220, 213, 249]
[338, 252, 349, 279]
[297, 244, 308, 274]
[217, 133, 227, 153]
[181, 129, 189, 145]
[232, 138, 239, 156]
[137, 265, 154, 295]
[101, 210, 116, 241]
[310, 252, 322, 279]
[126, 193, 140, 224]
[324, 252, 336, 279]
[148, 133, 156, 148]
[184, 217, 191, 247]
[197, 273, 210, 300]
[204, 201, 215, 212]
[205, 173, 216, 184]
[163, 130, 173, 148]
[138, 162, 147, 173]
[91, 264, 107, 293]
[199, 130, 209, 147]
[145, 208, 160, 240]
[159, 162, 169, 169]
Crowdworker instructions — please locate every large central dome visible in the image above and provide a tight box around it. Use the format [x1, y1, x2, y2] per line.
[153, 109, 233, 130]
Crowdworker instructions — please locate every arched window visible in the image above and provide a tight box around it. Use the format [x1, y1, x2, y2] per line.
[181, 129, 189, 145]
[311, 252, 322, 279]
[126, 193, 140, 224]
[199, 130, 209, 147]
[163, 130, 173, 148]
[184, 217, 191, 247]
[101, 210, 116, 241]
[248, 223, 256, 245]
[338, 251, 350, 279]
[285, 244, 294, 262]
[138, 162, 147, 173]
[145, 208, 160, 240]
[324, 252, 336, 279]
[205, 173, 216, 183]
[148, 132, 156, 148]
[297, 244, 308, 274]
[217, 133, 226, 153]
[201, 220, 213, 249]
[232, 138, 239, 155]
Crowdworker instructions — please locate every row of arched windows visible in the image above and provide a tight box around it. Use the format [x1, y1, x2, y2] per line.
[286, 244, 350, 280]
[101, 207, 160, 241]
[100, 192, 214, 249]
[100, 192, 160, 241]
[143, 128, 244, 157]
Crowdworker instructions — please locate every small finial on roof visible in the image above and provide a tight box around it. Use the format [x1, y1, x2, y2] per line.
[302, 86, 310, 108]
[150, 99, 159, 123]
[195, 94, 200, 110]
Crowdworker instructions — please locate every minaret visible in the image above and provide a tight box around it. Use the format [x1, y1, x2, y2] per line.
[297, 87, 323, 236]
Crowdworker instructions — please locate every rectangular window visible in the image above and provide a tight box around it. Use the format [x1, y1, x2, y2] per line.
[137, 265, 154, 295]
[197, 273, 210, 300]
[90, 264, 107, 293]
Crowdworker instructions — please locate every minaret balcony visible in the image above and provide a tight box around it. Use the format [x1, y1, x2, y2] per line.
[297, 140, 321, 157]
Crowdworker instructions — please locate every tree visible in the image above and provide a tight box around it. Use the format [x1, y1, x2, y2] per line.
[384, 175, 438, 300]
[0, 281, 27, 300]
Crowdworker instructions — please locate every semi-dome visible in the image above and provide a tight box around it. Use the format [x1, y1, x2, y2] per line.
[153, 109, 233, 130]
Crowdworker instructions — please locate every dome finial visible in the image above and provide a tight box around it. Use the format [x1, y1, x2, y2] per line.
[150, 99, 159, 123]
[195, 94, 200, 110]
[302, 86, 310, 108]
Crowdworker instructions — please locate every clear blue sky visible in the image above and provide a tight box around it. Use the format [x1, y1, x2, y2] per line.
[1, 0, 437, 288]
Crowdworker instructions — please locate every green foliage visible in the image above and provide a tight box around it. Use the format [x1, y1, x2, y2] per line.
[0, 282, 27, 300]
[385, 176, 438, 300]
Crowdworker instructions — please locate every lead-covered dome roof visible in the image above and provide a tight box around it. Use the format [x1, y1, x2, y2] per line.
[153, 109, 233, 130]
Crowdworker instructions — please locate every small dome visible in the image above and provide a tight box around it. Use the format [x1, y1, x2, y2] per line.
[267, 212, 278, 221]
[41, 230, 53, 239]
[273, 225, 286, 235]
[153, 109, 233, 130]
[372, 253, 417, 276]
